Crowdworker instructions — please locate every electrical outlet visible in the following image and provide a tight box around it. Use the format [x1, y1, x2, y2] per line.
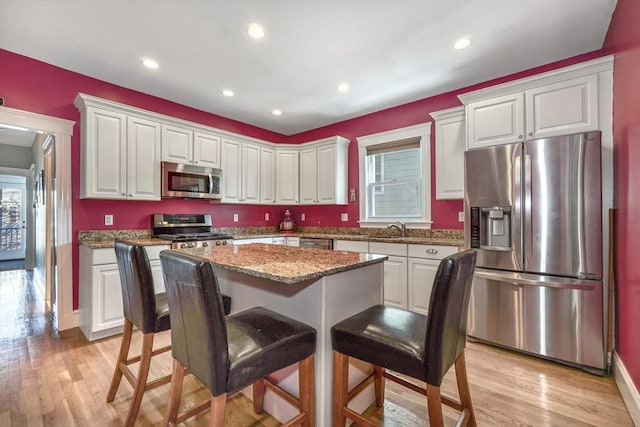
[265, 213, 269, 221]
[341, 213, 348, 222]
[301, 213, 306, 221]
[458, 211, 465, 222]
[105, 214, 113, 226]
[233, 213, 239, 222]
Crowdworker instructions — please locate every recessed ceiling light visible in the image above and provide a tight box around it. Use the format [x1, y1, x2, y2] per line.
[454, 38, 472, 50]
[272, 109, 282, 116]
[141, 57, 159, 69]
[247, 23, 265, 39]
[337, 83, 350, 92]
[222, 89, 234, 97]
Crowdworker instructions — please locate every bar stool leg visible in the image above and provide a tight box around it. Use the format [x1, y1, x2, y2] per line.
[165, 359, 185, 427]
[299, 354, 315, 427]
[252, 379, 266, 414]
[426, 383, 444, 427]
[107, 319, 133, 402]
[210, 393, 227, 427]
[332, 351, 349, 427]
[373, 366, 385, 407]
[455, 352, 477, 427]
[124, 332, 155, 426]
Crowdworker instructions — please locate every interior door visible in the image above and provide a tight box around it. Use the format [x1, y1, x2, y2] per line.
[0, 176, 27, 261]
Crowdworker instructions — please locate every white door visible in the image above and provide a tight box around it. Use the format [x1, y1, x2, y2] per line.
[0, 176, 27, 260]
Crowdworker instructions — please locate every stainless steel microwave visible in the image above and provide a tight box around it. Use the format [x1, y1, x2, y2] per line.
[161, 161, 222, 200]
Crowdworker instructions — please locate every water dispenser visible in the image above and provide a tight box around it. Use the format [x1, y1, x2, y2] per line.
[469, 206, 512, 250]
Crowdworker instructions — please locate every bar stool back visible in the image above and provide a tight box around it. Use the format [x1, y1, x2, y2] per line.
[331, 249, 477, 427]
[107, 241, 172, 426]
[159, 250, 317, 427]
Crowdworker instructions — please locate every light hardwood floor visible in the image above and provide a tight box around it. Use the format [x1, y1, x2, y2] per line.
[0, 269, 633, 426]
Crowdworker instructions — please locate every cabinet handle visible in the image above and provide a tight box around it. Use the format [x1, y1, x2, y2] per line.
[528, 132, 533, 137]
[518, 134, 523, 139]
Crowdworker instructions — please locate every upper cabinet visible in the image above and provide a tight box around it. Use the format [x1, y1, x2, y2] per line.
[299, 136, 349, 205]
[430, 106, 465, 200]
[459, 57, 611, 150]
[275, 148, 299, 205]
[162, 124, 221, 168]
[75, 95, 161, 200]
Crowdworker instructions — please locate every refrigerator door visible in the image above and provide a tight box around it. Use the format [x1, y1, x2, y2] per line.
[468, 268, 605, 370]
[524, 132, 602, 279]
[465, 143, 523, 271]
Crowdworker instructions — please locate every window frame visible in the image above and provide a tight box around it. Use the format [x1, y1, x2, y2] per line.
[357, 122, 432, 229]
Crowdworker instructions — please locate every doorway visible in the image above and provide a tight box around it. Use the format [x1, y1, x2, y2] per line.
[0, 175, 27, 267]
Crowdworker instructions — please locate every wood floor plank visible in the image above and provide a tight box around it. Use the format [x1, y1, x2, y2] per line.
[0, 269, 634, 426]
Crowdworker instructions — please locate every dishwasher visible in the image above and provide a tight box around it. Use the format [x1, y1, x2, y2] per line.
[299, 237, 333, 250]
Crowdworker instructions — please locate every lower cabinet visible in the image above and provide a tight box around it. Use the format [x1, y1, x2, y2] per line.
[369, 242, 408, 310]
[407, 245, 458, 315]
[79, 244, 169, 341]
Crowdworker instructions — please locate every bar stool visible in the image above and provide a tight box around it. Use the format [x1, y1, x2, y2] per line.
[331, 249, 477, 427]
[107, 241, 173, 426]
[159, 250, 317, 427]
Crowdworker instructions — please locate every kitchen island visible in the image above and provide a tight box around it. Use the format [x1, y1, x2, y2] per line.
[172, 243, 387, 426]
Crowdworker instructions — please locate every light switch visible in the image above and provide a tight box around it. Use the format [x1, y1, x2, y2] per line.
[233, 213, 239, 222]
[105, 214, 113, 226]
[265, 213, 269, 221]
[459, 212, 464, 222]
[301, 213, 306, 221]
[341, 213, 348, 222]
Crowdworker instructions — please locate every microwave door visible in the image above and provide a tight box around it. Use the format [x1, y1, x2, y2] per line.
[208, 174, 213, 195]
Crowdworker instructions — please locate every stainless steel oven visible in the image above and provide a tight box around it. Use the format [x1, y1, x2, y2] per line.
[151, 213, 232, 248]
[161, 161, 222, 200]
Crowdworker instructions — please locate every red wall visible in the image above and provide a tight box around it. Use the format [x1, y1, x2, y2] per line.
[603, 0, 640, 393]
[0, 47, 609, 311]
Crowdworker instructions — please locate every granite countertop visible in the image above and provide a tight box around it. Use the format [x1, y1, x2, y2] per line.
[171, 243, 387, 285]
[78, 228, 464, 248]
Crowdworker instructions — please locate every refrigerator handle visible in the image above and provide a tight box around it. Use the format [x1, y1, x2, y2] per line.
[513, 146, 523, 270]
[474, 269, 599, 290]
[524, 152, 532, 264]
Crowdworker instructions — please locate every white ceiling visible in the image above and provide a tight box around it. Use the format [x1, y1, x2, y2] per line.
[0, 0, 617, 136]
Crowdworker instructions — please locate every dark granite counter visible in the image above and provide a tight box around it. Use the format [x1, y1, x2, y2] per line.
[172, 243, 387, 284]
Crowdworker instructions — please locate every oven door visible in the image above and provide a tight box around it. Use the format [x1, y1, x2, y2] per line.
[162, 161, 222, 199]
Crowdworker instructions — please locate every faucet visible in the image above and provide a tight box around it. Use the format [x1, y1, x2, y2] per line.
[387, 221, 406, 237]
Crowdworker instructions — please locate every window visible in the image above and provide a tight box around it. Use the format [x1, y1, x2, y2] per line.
[357, 123, 432, 228]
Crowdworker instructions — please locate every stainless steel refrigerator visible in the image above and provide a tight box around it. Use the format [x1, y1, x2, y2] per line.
[464, 131, 605, 372]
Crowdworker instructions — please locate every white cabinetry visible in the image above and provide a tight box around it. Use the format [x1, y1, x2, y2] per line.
[369, 242, 408, 309]
[260, 146, 276, 204]
[221, 138, 262, 203]
[430, 106, 465, 200]
[299, 136, 349, 205]
[407, 244, 458, 315]
[76, 104, 161, 200]
[275, 148, 300, 205]
[79, 244, 169, 341]
[161, 124, 221, 168]
[460, 60, 604, 150]
[334, 240, 369, 253]
[76, 94, 161, 200]
[286, 236, 300, 247]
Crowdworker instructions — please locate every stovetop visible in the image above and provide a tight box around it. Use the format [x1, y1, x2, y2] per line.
[153, 232, 231, 242]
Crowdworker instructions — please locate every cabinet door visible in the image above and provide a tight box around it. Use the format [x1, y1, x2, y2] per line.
[260, 146, 276, 204]
[334, 240, 368, 253]
[525, 74, 598, 140]
[193, 131, 221, 168]
[382, 255, 408, 309]
[466, 93, 525, 149]
[434, 109, 465, 200]
[299, 147, 318, 204]
[127, 116, 161, 200]
[81, 107, 127, 199]
[150, 259, 166, 294]
[92, 264, 124, 332]
[275, 150, 299, 204]
[316, 144, 339, 204]
[242, 143, 261, 203]
[221, 138, 242, 203]
[286, 237, 300, 247]
[408, 258, 439, 315]
[161, 124, 193, 165]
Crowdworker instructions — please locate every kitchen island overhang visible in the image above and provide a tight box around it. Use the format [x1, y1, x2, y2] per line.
[166, 243, 387, 426]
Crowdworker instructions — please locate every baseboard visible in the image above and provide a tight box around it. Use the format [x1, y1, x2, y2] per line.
[614, 352, 640, 426]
